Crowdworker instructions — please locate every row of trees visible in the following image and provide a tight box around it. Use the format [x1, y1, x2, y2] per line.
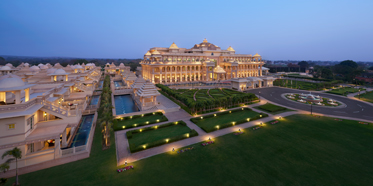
[97, 75, 113, 147]
[157, 84, 258, 114]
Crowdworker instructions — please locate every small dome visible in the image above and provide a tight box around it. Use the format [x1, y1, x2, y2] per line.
[30, 66, 40, 72]
[86, 63, 94, 66]
[254, 53, 261, 57]
[0, 66, 12, 70]
[24, 63, 30, 66]
[40, 65, 49, 69]
[47, 68, 57, 74]
[169, 42, 179, 49]
[75, 65, 83, 69]
[54, 69, 67, 75]
[5, 63, 13, 67]
[54, 63, 60, 66]
[38, 63, 44, 67]
[145, 51, 151, 56]
[151, 49, 161, 55]
[203, 38, 208, 43]
[119, 63, 124, 67]
[0, 74, 21, 81]
[227, 46, 235, 52]
[0, 77, 25, 88]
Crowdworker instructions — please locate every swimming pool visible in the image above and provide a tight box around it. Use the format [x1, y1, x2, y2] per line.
[90, 95, 100, 105]
[114, 81, 124, 87]
[98, 81, 103, 89]
[114, 94, 139, 115]
[70, 114, 94, 147]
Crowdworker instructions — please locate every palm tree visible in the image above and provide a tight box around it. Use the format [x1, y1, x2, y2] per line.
[2, 147, 22, 185]
[98, 112, 113, 146]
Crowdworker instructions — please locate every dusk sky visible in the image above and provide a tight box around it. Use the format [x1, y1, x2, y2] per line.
[1, 0, 372, 61]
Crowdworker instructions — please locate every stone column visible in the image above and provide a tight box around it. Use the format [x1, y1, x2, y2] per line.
[260, 65, 262, 76]
[15, 91, 21, 104]
[54, 136, 61, 159]
[62, 129, 67, 147]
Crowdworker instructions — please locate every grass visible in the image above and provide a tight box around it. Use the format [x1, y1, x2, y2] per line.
[5, 114, 373, 185]
[194, 109, 260, 130]
[254, 103, 293, 114]
[326, 87, 365, 96]
[355, 91, 373, 103]
[113, 114, 167, 131]
[128, 124, 191, 148]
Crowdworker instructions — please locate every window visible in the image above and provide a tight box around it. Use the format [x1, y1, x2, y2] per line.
[27, 115, 34, 130]
[8, 124, 15, 130]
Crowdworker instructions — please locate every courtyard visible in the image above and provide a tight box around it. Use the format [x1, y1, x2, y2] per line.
[6, 114, 373, 186]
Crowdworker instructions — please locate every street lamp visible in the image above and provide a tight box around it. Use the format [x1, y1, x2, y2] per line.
[359, 89, 361, 99]
[310, 103, 313, 115]
[259, 91, 261, 102]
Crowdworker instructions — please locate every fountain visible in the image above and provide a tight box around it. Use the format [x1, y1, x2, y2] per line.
[299, 92, 322, 103]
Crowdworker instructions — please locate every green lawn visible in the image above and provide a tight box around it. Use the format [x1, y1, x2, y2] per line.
[194, 109, 260, 129]
[5, 114, 373, 185]
[113, 114, 167, 131]
[254, 103, 293, 114]
[273, 79, 339, 90]
[327, 87, 365, 96]
[355, 91, 373, 103]
[128, 124, 191, 148]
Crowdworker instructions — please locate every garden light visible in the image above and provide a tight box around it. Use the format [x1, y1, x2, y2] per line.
[279, 116, 282, 119]
[125, 161, 127, 165]
[134, 124, 137, 127]
[122, 126, 125, 129]
[140, 129, 142, 132]
[143, 145, 146, 149]
[175, 121, 178, 124]
[208, 137, 211, 141]
[166, 139, 169, 143]
[229, 111, 231, 113]
[155, 126, 158, 129]
[214, 114, 216, 117]
[172, 148, 175, 152]
[232, 122, 236, 125]
[216, 125, 220, 129]
[157, 119, 159, 122]
[238, 128, 241, 132]
[146, 121, 149, 124]
[260, 122, 263, 125]
[142, 114, 144, 117]
[130, 116, 132, 119]
[186, 133, 189, 137]
[153, 112, 155, 115]
[260, 115, 262, 118]
[201, 117, 203, 119]
[247, 118, 250, 121]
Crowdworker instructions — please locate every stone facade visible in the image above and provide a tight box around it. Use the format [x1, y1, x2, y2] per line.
[141, 39, 265, 84]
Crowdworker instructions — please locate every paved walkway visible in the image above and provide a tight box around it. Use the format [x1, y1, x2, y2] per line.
[115, 100, 295, 166]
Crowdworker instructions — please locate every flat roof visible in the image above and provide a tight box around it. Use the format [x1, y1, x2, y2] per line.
[0, 104, 43, 119]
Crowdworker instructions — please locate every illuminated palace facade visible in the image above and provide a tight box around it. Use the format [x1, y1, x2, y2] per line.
[140, 39, 265, 84]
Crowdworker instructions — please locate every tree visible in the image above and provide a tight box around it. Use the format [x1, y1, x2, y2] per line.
[71, 59, 89, 65]
[369, 66, 373, 70]
[339, 60, 358, 69]
[298, 61, 309, 69]
[0, 163, 9, 173]
[0, 56, 5, 66]
[2, 147, 22, 185]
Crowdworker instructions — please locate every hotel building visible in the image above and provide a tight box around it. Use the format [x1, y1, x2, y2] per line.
[140, 39, 265, 84]
[0, 62, 102, 174]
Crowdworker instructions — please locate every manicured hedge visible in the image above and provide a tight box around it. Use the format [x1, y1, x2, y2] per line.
[114, 112, 168, 131]
[190, 108, 269, 133]
[127, 120, 198, 153]
[257, 103, 287, 112]
[190, 107, 253, 124]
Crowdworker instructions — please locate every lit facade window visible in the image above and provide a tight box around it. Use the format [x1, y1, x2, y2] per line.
[8, 124, 15, 129]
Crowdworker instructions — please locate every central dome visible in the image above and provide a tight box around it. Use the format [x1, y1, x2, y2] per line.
[0, 77, 25, 88]
[54, 69, 67, 75]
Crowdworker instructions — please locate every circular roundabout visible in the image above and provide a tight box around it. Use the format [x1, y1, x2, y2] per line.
[281, 92, 346, 108]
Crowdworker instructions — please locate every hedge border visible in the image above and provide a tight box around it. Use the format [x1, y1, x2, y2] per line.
[126, 120, 198, 153]
[190, 108, 269, 133]
[113, 112, 168, 131]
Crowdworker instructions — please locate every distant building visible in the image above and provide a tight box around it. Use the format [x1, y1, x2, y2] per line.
[140, 39, 265, 84]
